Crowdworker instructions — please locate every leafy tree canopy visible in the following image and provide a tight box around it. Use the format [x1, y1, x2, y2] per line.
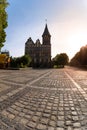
[52, 53, 69, 67]
[0, 0, 8, 51]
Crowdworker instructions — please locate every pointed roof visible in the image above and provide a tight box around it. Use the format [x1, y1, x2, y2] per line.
[35, 39, 41, 47]
[25, 37, 34, 45]
[42, 24, 51, 37]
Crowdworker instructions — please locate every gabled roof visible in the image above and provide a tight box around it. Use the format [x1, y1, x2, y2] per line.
[26, 37, 34, 45]
[35, 39, 41, 47]
[42, 24, 51, 37]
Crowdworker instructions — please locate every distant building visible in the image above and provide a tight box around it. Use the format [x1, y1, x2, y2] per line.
[25, 24, 51, 68]
[1, 50, 10, 56]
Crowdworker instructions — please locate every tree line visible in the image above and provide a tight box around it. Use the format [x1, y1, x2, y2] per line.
[70, 45, 87, 67]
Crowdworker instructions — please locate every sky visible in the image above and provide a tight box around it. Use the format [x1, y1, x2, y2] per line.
[3, 0, 87, 59]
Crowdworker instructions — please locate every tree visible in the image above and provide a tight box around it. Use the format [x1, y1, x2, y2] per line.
[20, 55, 31, 67]
[0, 0, 8, 53]
[57, 53, 69, 66]
[52, 53, 69, 67]
[70, 45, 87, 66]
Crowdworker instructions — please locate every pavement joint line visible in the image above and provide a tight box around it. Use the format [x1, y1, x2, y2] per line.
[0, 79, 24, 87]
[0, 71, 52, 110]
[65, 71, 87, 101]
[27, 70, 52, 86]
[26, 85, 57, 91]
[0, 71, 52, 87]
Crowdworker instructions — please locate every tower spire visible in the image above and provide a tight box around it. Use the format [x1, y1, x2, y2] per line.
[45, 19, 47, 24]
[42, 23, 51, 37]
[42, 23, 51, 45]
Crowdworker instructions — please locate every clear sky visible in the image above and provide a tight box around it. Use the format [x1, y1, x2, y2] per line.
[3, 0, 87, 59]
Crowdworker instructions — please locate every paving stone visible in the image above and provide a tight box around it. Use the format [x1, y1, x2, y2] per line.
[49, 120, 56, 127]
[67, 126, 73, 130]
[65, 120, 72, 126]
[27, 121, 36, 128]
[71, 111, 77, 116]
[20, 118, 28, 125]
[32, 116, 39, 122]
[48, 126, 55, 130]
[73, 128, 82, 130]
[7, 127, 16, 130]
[0, 68, 87, 130]
[1, 110, 9, 117]
[40, 118, 49, 125]
[14, 116, 22, 122]
[73, 122, 81, 128]
[37, 123, 47, 130]
[57, 121, 64, 127]
[56, 128, 64, 130]
[72, 116, 79, 121]
[58, 111, 64, 116]
[7, 113, 15, 120]
[12, 110, 19, 115]
[35, 112, 42, 116]
[19, 112, 25, 117]
[58, 116, 64, 120]
[43, 113, 50, 118]
[51, 115, 57, 121]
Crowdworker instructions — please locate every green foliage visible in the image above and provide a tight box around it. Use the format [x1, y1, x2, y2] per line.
[58, 53, 69, 65]
[21, 55, 31, 66]
[10, 55, 31, 68]
[52, 53, 69, 67]
[53, 65, 58, 68]
[0, 0, 8, 51]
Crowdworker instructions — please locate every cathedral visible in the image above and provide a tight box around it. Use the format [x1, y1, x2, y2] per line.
[25, 24, 51, 68]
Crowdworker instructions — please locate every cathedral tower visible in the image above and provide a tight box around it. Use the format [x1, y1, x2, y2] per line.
[42, 24, 51, 45]
[41, 24, 51, 67]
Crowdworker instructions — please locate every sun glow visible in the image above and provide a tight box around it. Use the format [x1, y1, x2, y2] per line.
[51, 22, 87, 59]
[68, 30, 87, 58]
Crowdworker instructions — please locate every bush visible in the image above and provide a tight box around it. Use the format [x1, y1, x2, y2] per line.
[53, 65, 58, 68]
[10, 55, 31, 68]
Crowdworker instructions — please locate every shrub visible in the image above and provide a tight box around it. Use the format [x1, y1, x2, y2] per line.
[10, 55, 31, 68]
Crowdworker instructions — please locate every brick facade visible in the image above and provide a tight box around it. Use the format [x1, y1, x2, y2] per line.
[25, 24, 51, 68]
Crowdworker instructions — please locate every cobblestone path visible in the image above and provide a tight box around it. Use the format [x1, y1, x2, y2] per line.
[0, 67, 87, 130]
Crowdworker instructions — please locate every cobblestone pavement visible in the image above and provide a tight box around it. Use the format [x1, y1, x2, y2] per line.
[0, 67, 87, 130]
